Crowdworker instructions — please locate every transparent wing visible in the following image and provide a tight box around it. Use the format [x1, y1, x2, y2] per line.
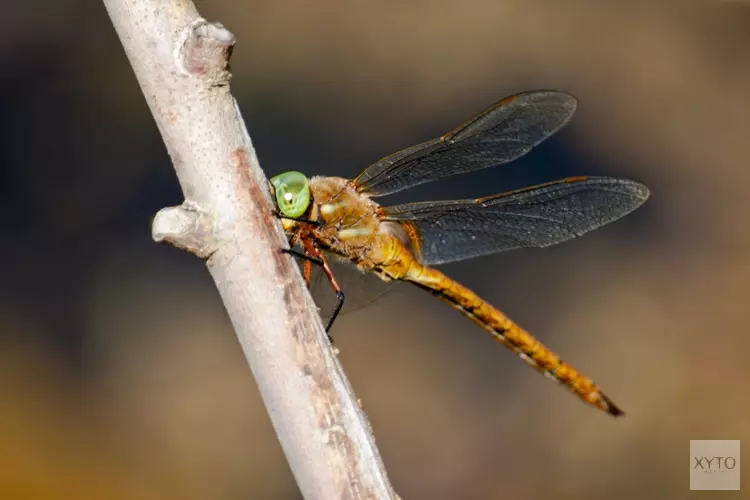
[384, 176, 650, 266]
[353, 90, 577, 196]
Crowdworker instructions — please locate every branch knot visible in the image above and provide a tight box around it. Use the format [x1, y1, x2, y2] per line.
[177, 19, 235, 83]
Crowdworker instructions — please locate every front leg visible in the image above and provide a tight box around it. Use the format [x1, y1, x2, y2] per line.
[272, 210, 321, 227]
[280, 247, 320, 288]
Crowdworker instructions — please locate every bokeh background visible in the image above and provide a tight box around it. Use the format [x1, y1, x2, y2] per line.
[2, 1, 749, 498]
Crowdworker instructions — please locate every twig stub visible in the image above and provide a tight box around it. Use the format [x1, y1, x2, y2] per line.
[152, 202, 217, 259]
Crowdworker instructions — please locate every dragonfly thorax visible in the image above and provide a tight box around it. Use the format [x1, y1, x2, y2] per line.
[305, 176, 414, 274]
[309, 176, 381, 233]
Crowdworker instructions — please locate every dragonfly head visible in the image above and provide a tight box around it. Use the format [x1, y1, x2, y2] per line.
[270, 171, 312, 228]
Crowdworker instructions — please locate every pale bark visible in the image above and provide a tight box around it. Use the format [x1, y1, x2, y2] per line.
[103, 1, 396, 498]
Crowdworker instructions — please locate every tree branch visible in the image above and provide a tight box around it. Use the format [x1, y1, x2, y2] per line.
[102, 1, 396, 498]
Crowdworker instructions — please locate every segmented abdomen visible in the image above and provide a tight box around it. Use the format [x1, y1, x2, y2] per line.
[405, 263, 624, 416]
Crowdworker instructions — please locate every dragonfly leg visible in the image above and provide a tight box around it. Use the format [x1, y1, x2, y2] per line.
[326, 290, 345, 334]
[280, 248, 323, 266]
[301, 239, 345, 339]
[272, 210, 321, 227]
[280, 245, 344, 342]
[303, 259, 313, 288]
[279, 248, 319, 287]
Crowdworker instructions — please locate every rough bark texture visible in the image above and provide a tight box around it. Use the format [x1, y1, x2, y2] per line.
[103, 1, 396, 498]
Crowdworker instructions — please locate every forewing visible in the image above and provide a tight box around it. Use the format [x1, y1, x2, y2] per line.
[354, 90, 577, 196]
[384, 177, 650, 266]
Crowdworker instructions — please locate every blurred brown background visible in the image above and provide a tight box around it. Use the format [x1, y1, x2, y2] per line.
[1, 1, 748, 498]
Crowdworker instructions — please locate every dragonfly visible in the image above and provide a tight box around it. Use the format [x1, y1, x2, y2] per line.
[270, 90, 649, 416]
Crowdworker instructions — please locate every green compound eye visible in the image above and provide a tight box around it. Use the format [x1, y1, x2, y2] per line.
[270, 171, 311, 219]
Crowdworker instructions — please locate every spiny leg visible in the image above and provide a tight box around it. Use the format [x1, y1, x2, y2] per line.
[301, 239, 345, 338]
[275, 208, 322, 288]
[274, 211, 342, 339]
[280, 245, 344, 343]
